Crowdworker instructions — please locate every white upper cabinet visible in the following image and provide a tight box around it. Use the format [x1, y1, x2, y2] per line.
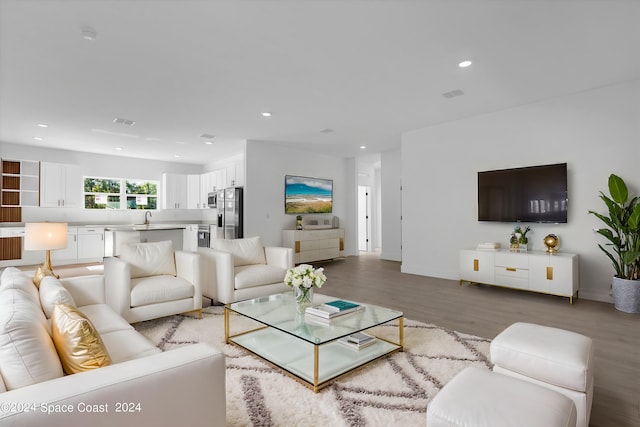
[187, 174, 202, 209]
[40, 162, 82, 208]
[162, 173, 188, 209]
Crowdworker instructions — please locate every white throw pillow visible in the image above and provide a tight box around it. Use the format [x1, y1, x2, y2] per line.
[212, 236, 266, 267]
[39, 276, 77, 319]
[120, 240, 177, 279]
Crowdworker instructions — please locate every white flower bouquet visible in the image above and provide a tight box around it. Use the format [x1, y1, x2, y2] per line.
[284, 264, 326, 290]
[285, 264, 326, 309]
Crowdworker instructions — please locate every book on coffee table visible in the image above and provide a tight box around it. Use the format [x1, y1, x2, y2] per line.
[338, 332, 377, 350]
[305, 301, 364, 319]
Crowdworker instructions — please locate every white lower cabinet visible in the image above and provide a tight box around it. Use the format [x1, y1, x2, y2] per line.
[77, 227, 105, 261]
[459, 249, 579, 303]
[50, 227, 104, 263]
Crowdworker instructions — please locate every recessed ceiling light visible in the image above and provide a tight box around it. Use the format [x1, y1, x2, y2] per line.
[442, 89, 465, 99]
[115, 147, 123, 151]
[113, 117, 136, 126]
[33, 137, 43, 141]
[200, 133, 216, 139]
[174, 154, 181, 158]
[81, 27, 97, 41]
[261, 112, 272, 117]
[360, 145, 367, 150]
[204, 141, 213, 145]
[37, 123, 49, 128]
[458, 60, 473, 68]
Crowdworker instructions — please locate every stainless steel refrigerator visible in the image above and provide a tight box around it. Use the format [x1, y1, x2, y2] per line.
[216, 187, 243, 239]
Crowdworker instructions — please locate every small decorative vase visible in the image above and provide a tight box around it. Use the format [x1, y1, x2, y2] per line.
[293, 286, 313, 313]
[296, 217, 303, 230]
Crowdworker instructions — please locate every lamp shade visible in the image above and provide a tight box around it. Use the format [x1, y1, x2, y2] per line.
[24, 222, 68, 251]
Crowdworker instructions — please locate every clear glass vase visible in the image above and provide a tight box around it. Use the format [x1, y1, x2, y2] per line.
[293, 286, 314, 313]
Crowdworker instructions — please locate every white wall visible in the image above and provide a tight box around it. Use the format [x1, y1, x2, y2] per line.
[401, 80, 640, 302]
[0, 142, 205, 224]
[381, 149, 402, 261]
[243, 140, 355, 255]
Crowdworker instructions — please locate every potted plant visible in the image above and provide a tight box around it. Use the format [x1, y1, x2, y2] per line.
[589, 174, 640, 313]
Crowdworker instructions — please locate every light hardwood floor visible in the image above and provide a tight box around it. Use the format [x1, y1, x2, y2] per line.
[318, 253, 640, 427]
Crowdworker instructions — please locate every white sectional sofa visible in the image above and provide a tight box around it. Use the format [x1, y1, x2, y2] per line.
[0, 267, 226, 426]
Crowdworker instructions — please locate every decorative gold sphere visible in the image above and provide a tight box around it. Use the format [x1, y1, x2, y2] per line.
[544, 234, 559, 253]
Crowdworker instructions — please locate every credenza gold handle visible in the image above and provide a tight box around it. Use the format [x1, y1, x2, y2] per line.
[506, 267, 517, 272]
[546, 266, 553, 280]
[473, 259, 479, 271]
[294, 241, 300, 253]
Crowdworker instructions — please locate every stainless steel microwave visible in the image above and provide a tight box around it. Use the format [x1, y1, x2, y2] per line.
[207, 192, 217, 208]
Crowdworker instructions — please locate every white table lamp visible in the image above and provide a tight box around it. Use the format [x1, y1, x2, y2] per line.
[24, 222, 68, 286]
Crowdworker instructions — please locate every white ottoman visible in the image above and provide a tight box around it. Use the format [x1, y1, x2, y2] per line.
[427, 367, 577, 427]
[490, 322, 594, 427]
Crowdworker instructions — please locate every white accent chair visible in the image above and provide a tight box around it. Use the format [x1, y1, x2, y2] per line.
[104, 240, 202, 323]
[198, 236, 293, 304]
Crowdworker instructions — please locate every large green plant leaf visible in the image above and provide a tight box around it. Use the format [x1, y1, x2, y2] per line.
[608, 174, 628, 205]
[629, 202, 640, 230]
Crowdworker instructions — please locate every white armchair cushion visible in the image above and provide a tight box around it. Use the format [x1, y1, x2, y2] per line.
[120, 240, 177, 278]
[234, 265, 287, 290]
[130, 276, 195, 307]
[212, 236, 266, 266]
[39, 276, 77, 319]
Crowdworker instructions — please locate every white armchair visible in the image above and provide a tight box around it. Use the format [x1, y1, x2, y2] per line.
[198, 236, 293, 304]
[104, 240, 202, 323]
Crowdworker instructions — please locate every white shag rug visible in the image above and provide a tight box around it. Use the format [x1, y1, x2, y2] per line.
[134, 306, 491, 427]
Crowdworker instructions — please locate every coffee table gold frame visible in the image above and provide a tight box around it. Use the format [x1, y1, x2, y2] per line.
[224, 307, 404, 393]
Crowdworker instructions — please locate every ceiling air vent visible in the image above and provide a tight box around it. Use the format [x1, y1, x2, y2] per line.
[113, 117, 136, 126]
[200, 133, 216, 139]
[442, 89, 464, 99]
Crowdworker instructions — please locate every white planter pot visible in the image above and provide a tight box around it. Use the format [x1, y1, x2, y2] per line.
[612, 276, 640, 314]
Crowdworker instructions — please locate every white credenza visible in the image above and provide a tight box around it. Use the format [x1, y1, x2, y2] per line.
[459, 249, 579, 303]
[282, 229, 345, 264]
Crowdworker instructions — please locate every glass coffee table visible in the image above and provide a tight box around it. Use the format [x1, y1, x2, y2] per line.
[224, 292, 403, 392]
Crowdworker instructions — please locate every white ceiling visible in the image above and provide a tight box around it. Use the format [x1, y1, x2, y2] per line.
[1, 0, 639, 165]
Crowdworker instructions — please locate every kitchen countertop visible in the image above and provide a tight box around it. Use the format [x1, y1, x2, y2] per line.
[0, 223, 205, 232]
[103, 224, 191, 231]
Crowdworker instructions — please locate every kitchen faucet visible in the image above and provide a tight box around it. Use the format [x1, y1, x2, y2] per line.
[144, 211, 152, 225]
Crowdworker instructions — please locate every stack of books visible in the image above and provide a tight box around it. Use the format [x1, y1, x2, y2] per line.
[338, 332, 377, 350]
[305, 299, 364, 321]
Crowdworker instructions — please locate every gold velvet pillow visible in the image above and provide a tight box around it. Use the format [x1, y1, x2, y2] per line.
[51, 303, 112, 374]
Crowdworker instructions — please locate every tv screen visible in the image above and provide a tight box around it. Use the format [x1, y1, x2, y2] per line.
[478, 163, 568, 223]
[285, 175, 333, 214]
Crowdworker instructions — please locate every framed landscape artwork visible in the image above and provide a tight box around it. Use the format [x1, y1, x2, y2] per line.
[285, 175, 333, 214]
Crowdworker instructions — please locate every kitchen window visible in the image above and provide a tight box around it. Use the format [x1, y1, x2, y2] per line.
[84, 177, 158, 210]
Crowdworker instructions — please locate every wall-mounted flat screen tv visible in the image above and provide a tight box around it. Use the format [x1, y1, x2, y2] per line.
[478, 163, 568, 223]
[285, 175, 333, 214]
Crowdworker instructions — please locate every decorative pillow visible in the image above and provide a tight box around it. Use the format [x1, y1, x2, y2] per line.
[51, 303, 112, 375]
[39, 276, 77, 319]
[119, 240, 177, 279]
[212, 236, 266, 267]
[0, 290, 63, 390]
